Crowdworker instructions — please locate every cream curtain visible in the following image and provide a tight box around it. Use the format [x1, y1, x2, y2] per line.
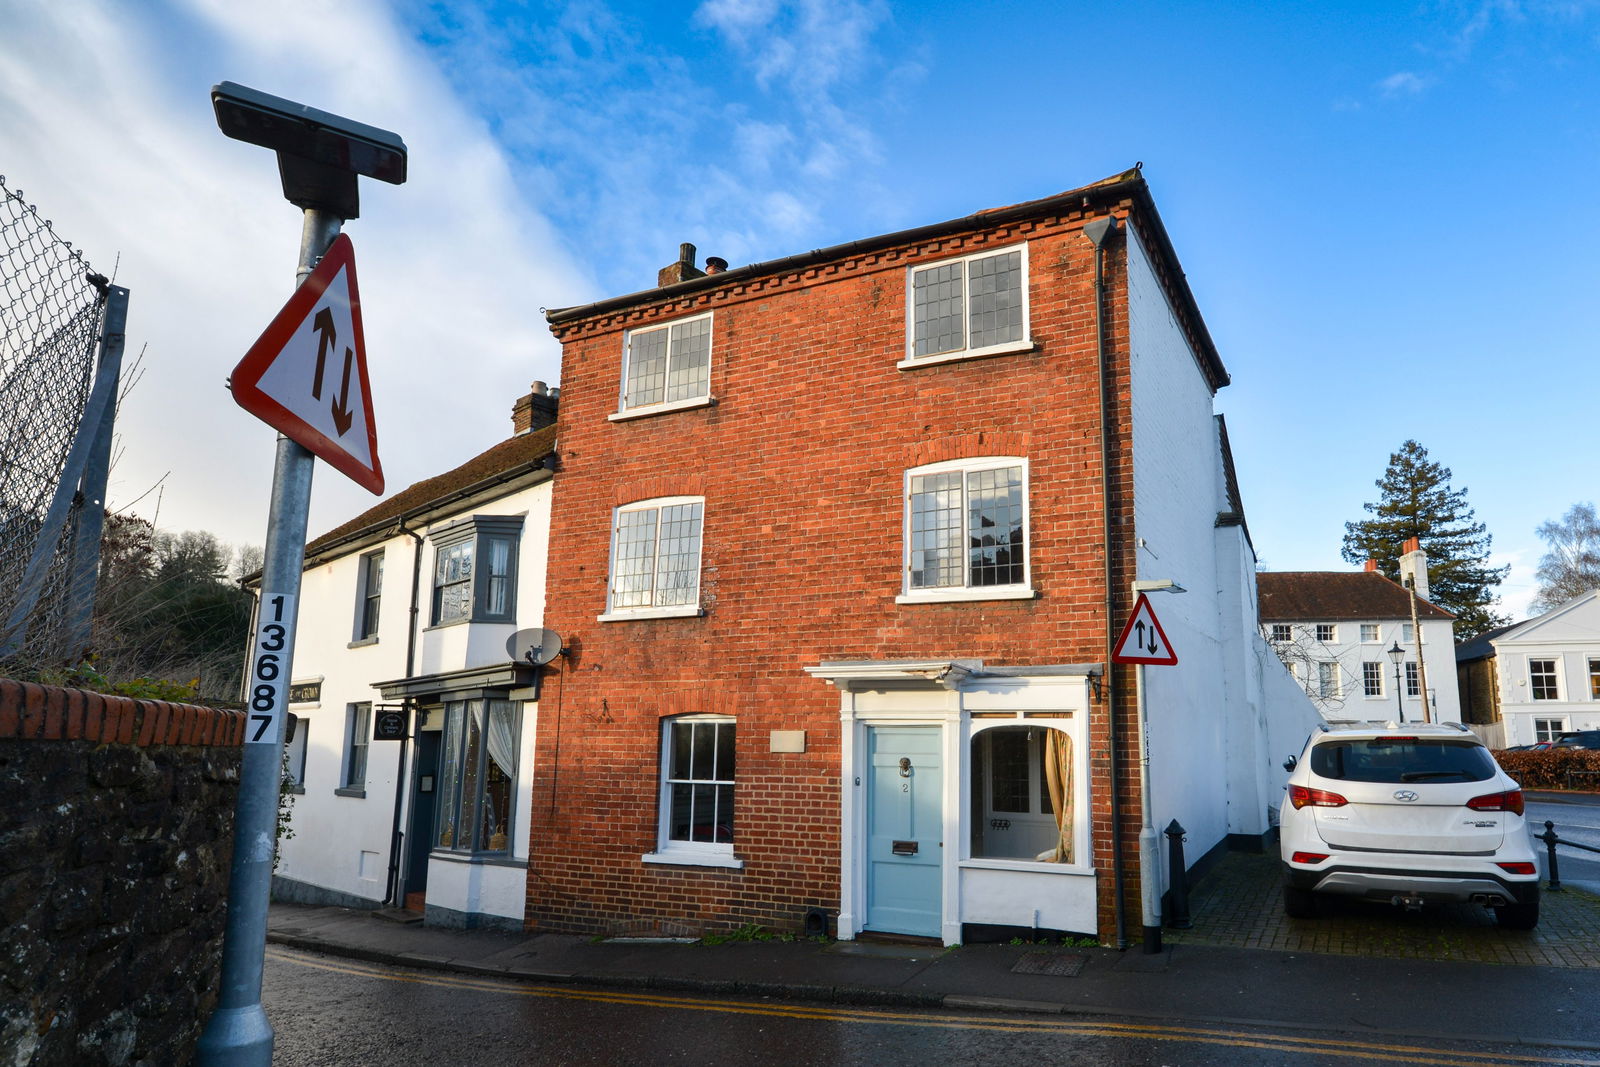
[1043, 728, 1073, 864]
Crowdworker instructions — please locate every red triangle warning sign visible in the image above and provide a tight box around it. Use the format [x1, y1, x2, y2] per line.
[231, 234, 384, 494]
[1112, 593, 1179, 665]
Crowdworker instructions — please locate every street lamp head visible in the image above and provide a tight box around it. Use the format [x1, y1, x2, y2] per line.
[212, 81, 407, 219]
[1387, 641, 1406, 666]
[1133, 579, 1186, 595]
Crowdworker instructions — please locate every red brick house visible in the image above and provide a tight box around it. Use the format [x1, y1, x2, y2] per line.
[528, 168, 1316, 946]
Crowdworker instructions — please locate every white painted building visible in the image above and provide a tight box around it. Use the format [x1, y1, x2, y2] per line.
[269, 386, 556, 930]
[1259, 548, 1460, 725]
[1459, 589, 1600, 747]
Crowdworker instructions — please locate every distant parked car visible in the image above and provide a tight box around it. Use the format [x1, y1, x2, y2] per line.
[1552, 731, 1600, 750]
[1280, 721, 1540, 928]
[1505, 742, 1552, 752]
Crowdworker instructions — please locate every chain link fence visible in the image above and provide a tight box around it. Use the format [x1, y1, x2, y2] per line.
[0, 174, 112, 666]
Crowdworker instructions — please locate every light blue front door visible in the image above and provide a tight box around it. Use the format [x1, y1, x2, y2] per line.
[865, 726, 942, 937]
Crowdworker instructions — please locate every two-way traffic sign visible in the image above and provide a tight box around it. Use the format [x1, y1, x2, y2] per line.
[1112, 593, 1178, 665]
[230, 234, 383, 493]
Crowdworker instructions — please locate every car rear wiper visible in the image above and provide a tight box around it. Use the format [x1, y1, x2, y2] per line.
[1399, 770, 1471, 781]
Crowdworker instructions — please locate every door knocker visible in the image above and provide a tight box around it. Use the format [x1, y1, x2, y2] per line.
[898, 757, 912, 778]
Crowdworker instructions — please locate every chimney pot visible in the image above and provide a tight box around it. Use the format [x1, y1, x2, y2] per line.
[705, 256, 728, 274]
[1364, 560, 1378, 573]
[531, 380, 548, 396]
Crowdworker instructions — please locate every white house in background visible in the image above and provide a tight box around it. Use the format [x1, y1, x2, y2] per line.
[1258, 541, 1460, 724]
[1460, 589, 1600, 748]
[269, 384, 556, 930]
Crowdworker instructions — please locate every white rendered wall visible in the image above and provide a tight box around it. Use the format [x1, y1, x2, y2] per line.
[1126, 225, 1232, 888]
[1264, 616, 1459, 723]
[1493, 592, 1600, 745]
[275, 477, 551, 917]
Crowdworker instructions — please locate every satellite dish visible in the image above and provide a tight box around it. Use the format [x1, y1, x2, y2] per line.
[506, 627, 564, 666]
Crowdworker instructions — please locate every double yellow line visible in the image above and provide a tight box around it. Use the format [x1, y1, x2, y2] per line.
[269, 947, 1599, 1065]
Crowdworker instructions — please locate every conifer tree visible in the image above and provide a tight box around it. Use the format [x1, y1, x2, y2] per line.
[1340, 440, 1508, 638]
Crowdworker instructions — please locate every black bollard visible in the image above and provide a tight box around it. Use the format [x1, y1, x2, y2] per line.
[1540, 820, 1563, 892]
[1163, 819, 1193, 929]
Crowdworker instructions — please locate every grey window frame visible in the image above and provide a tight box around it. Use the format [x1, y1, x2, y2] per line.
[339, 702, 371, 795]
[433, 698, 521, 856]
[428, 516, 523, 626]
[352, 549, 384, 643]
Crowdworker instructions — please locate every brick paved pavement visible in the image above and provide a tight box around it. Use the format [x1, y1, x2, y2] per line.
[1162, 850, 1600, 968]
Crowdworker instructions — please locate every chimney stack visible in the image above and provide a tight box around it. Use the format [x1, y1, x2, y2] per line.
[512, 380, 559, 435]
[1363, 559, 1378, 573]
[658, 242, 706, 287]
[1398, 537, 1430, 601]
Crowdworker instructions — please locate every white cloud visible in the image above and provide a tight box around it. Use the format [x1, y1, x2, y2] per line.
[1377, 70, 1431, 96]
[0, 0, 590, 550]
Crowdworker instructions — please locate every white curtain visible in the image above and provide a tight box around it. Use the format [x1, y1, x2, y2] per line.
[483, 701, 517, 776]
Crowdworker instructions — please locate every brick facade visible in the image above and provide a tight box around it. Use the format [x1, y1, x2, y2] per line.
[531, 178, 1179, 940]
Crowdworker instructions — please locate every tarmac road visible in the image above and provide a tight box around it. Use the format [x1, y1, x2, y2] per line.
[262, 945, 1600, 1067]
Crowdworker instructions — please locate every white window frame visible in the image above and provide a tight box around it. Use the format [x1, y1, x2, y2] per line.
[600, 496, 706, 621]
[1535, 717, 1568, 743]
[897, 457, 1033, 604]
[1362, 661, 1384, 698]
[1269, 623, 1292, 643]
[613, 312, 714, 419]
[643, 714, 742, 869]
[1530, 658, 1560, 701]
[338, 702, 371, 796]
[1315, 623, 1337, 643]
[1405, 662, 1421, 698]
[1588, 659, 1600, 700]
[900, 244, 1031, 369]
[1317, 661, 1340, 699]
[1402, 622, 1416, 643]
[1359, 623, 1380, 643]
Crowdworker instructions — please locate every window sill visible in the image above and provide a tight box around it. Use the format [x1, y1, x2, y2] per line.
[897, 339, 1036, 370]
[960, 857, 1093, 876]
[286, 784, 306, 796]
[610, 395, 715, 422]
[599, 605, 705, 623]
[347, 636, 379, 649]
[429, 850, 527, 868]
[642, 850, 744, 870]
[896, 588, 1037, 605]
[334, 787, 367, 799]
[423, 617, 469, 631]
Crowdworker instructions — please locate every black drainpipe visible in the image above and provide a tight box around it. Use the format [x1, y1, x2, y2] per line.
[384, 521, 427, 907]
[1084, 213, 1125, 949]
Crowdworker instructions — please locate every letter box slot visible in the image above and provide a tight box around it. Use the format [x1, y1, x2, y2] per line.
[891, 840, 918, 856]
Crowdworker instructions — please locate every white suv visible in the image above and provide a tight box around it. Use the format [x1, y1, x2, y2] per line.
[1279, 721, 1540, 929]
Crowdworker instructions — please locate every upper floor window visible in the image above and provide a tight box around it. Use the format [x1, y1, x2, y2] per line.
[905, 246, 1029, 365]
[618, 313, 712, 415]
[645, 715, 738, 868]
[1362, 661, 1383, 697]
[1359, 623, 1379, 642]
[353, 550, 383, 643]
[603, 497, 704, 620]
[1317, 662, 1340, 699]
[1530, 658, 1560, 701]
[429, 517, 522, 626]
[1402, 623, 1416, 643]
[1315, 624, 1337, 643]
[900, 458, 1030, 602]
[1269, 624, 1292, 643]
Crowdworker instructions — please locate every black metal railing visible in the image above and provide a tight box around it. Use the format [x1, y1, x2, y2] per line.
[1535, 820, 1600, 891]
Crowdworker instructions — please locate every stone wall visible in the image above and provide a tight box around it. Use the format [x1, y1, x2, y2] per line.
[0, 679, 245, 1066]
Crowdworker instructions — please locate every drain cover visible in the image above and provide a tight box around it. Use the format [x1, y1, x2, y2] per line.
[1010, 952, 1088, 977]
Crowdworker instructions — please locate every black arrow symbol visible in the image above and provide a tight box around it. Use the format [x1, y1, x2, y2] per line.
[311, 307, 336, 400]
[331, 346, 354, 436]
[1134, 620, 1146, 651]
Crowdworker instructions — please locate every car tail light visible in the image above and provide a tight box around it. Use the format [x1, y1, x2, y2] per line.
[1466, 789, 1524, 816]
[1291, 852, 1330, 864]
[1289, 785, 1348, 810]
[1496, 862, 1536, 875]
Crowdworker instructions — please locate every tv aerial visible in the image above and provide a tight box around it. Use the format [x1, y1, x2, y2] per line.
[506, 627, 565, 666]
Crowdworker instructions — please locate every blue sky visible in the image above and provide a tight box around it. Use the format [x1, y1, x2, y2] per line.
[3, 0, 1596, 618]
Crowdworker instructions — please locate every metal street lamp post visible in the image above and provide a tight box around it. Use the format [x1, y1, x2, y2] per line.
[1387, 641, 1406, 723]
